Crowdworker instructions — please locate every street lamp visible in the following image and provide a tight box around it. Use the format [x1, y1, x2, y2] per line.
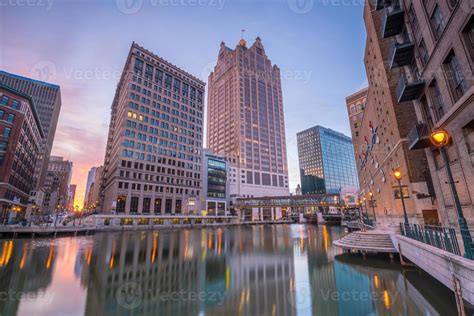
[368, 192, 376, 222]
[393, 169, 408, 224]
[430, 129, 473, 259]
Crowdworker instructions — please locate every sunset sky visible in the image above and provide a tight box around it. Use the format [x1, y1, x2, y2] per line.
[0, 0, 367, 208]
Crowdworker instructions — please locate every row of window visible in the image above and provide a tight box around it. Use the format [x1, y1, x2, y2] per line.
[0, 95, 19, 110]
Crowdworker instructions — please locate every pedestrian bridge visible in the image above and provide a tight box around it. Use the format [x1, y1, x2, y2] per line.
[235, 194, 343, 222]
[235, 194, 341, 208]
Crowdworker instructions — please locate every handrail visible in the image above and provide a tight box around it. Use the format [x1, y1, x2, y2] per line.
[400, 223, 463, 257]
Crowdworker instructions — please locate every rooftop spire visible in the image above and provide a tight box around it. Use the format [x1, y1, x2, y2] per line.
[239, 29, 247, 47]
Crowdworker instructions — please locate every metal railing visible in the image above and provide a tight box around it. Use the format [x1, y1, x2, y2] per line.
[361, 214, 374, 228]
[460, 228, 474, 259]
[400, 223, 461, 256]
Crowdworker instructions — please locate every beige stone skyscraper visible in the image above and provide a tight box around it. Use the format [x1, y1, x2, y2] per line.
[207, 37, 289, 200]
[100, 43, 205, 215]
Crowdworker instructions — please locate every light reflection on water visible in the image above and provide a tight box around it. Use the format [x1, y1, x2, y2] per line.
[0, 225, 463, 315]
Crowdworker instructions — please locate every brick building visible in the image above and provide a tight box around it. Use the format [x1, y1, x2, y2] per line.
[0, 71, 62, 193]
[373, 0, 474, 229]
[0, 84, 44, 221]
[347, 1, 440, 227]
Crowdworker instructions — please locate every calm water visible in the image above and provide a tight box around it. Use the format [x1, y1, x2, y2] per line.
[0, 224, 464, 316]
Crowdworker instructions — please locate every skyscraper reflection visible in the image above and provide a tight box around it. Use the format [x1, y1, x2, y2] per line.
[0, 225, 466, 315]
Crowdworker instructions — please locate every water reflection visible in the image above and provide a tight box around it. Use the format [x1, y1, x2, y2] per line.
[0, 225, 463, 315]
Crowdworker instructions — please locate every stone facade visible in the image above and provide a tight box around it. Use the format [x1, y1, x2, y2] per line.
[42, 156, 73, 214]
[394, 0, 474, 229]
[100, 43, 205, 215]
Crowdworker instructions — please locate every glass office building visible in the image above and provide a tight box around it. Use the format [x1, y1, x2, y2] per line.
[297, 126, 359, 194]
[202, 151, 229, 215]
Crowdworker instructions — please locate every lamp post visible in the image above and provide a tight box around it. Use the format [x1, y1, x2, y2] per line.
[393, 169, 408, 224]
[430, 129, 473, 259]
[368, 192, 376, 222]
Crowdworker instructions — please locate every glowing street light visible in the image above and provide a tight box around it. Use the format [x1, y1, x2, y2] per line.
[393, 168, 408, 224]
[430, 129, 472, 259]
[430, 129, 449, 147]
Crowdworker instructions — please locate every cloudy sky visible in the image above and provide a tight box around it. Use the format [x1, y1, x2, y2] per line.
[0, 0, 368, 207]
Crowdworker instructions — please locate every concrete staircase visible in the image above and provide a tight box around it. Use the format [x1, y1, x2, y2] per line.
[333, 231, 397, 253]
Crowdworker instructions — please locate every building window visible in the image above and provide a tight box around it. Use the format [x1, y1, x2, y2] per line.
[448, 0, 458, 9]
[428, 79, 445, 121]
[142, 197, 150, 213]
[408, 4, 420, 34]
[6, 114, 14, 123]
[420, 96, 434, 130]
[0, 96, 8, 105]
[3, 127, 11, 137]
[418, 39, 429, 66]
[443, 51, 467, 102]
[130, 196, 139, 213]
[154, 198, 162, 213]
[430, 5, 445, 40]
[11, 100, 19, 110]
[462, 120, 474, 154]
[116, 196, 126, 213]
[462, 16, 474, 62]
[175, 199, 181, 214]
[165, 199, 172, 213]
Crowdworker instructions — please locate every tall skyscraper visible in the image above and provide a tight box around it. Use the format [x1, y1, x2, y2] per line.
[84, 167, 97, 208]
[100, 43, 205, 214]
[207, 37, 289, 200]
[0, 71, 62, 191]
[297, 126, 359, 194]
[42, 156, 73, 214]
[86, 165, 104, 211]
[0, 84, 44, 221]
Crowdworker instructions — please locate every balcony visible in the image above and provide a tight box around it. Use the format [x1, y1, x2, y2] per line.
[397, 76, 425, 102]
[373, 0, 392, 10]
[382, 6, 405, 38]
[389, 42, 414, 69]
[407, 123, 431, 150]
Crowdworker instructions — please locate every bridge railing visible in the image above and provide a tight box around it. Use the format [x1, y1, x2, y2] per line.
[460, 228, 474, 259]
[400, 223, 461, 256]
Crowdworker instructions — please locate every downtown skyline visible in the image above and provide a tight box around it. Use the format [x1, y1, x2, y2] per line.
[0, 0, 368, 207]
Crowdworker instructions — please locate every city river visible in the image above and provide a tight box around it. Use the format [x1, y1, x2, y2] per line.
[0, 224, 466, 315]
